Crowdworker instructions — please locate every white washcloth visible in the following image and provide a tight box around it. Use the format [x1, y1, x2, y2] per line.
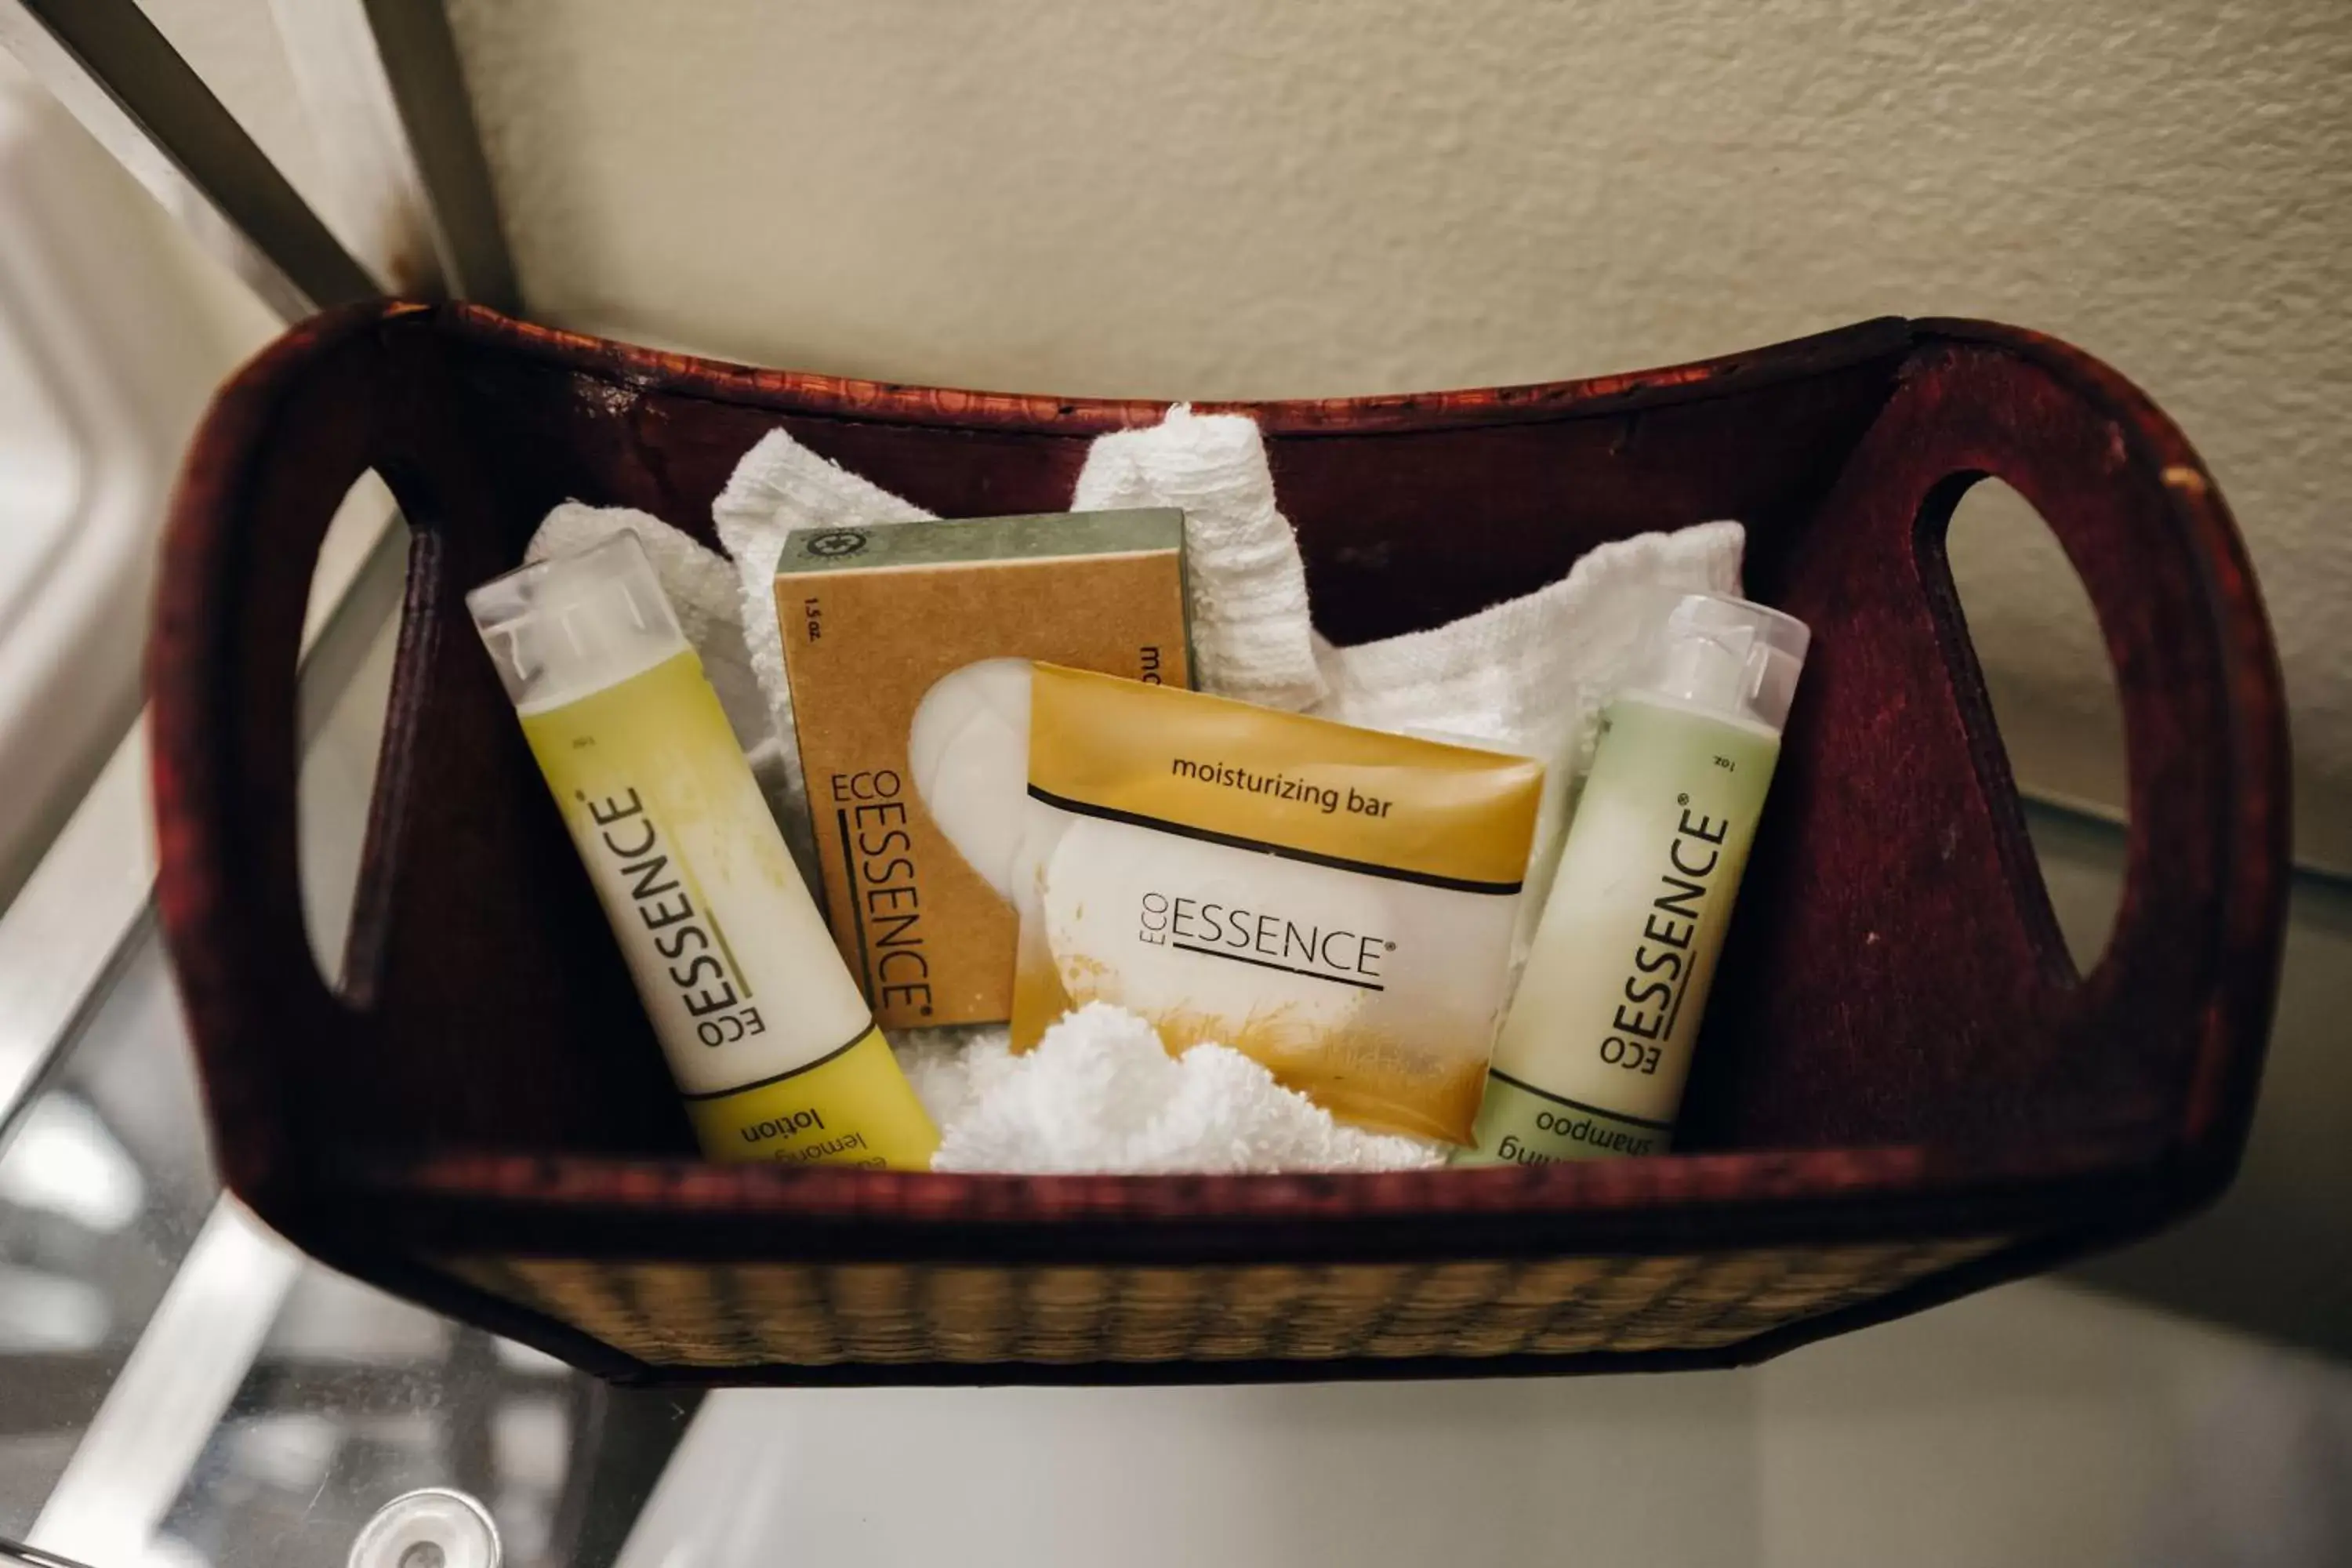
[930, 1003, 1442, 1173]
[710, 431, 939, 820]
[710, 409, 1321, 721]
[1315, 521, 1745, 933]
[1073, 405, 1326, 710]
[1312, 520, 1745, 768]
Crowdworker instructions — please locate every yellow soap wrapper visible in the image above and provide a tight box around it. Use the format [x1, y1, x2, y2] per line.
[1014, 664, 1544, 1143]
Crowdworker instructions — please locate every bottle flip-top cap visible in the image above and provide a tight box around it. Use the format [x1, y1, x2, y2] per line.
[466, 531, 688, 713]
[1629, 591, 1812, 735]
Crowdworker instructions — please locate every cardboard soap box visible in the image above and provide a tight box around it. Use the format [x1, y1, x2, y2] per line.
[775, 510, 1190, 1028]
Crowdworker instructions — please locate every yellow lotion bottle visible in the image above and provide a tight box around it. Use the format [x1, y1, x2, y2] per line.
[467, 533, 938, 1169]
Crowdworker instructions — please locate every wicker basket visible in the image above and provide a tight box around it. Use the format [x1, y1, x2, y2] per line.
[148, 304, 2288, 1385]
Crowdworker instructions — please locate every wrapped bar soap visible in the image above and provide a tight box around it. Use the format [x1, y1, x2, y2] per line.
[775, 510, 1189, 1028]
[1012, 663, 1544, 1142]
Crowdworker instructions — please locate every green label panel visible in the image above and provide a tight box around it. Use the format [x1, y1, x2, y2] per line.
[1459, 1071, 1675, 1165]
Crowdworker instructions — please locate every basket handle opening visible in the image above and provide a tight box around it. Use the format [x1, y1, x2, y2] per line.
[151, 305, 423, 1198]
[1916, 469, 2126, 982]
[290, 471, 434, 1011]
[1902, 327, 2288, 1165]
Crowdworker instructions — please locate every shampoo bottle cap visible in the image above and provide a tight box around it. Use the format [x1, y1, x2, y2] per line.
[466, 532, 688, 713]
[1628, 591, 1812, 735]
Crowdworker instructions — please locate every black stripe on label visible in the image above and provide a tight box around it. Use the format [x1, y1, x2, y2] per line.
[1169, 940, 1387, 992]
[680, 1022, 878, 1102]
[1486, 1069, 1678, 1132]
[1025, 784, 1523, 895]
[835, 808, 875, 1004]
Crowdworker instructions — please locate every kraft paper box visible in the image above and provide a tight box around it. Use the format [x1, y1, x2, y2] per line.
[775, 510, 1191, 1028]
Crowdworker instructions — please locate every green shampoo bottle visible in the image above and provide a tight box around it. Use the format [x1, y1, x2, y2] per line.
[1459, 592, 1810, 1165]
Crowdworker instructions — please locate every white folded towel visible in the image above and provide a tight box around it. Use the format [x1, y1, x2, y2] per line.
[1073, 405, 1327, 711]
[1315, 521, 1745, 930]
[1313, 520, 1744, 765]
[930, 1003, 1440, 1174]
[521, 406, 1744, 1173]
[710, 432, 939, 844]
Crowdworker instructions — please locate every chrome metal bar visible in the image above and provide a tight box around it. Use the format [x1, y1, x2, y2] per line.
[0, 11, 521, 1563]
[26, 1198, 303, 1567]
[0, 510, 407, 1140]
[358, 0, 519, 310]
[264, 0, 448, 298]
[0, 0, 510, 1131]
[0, 0, 380, 315]
[0, 1537, 101, 1568]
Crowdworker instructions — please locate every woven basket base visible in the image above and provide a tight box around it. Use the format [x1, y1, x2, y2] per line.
[442, 1237, 2005, 1370]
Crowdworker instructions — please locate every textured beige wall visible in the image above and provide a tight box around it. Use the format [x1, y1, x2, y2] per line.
[434, 0, 2350, 866]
